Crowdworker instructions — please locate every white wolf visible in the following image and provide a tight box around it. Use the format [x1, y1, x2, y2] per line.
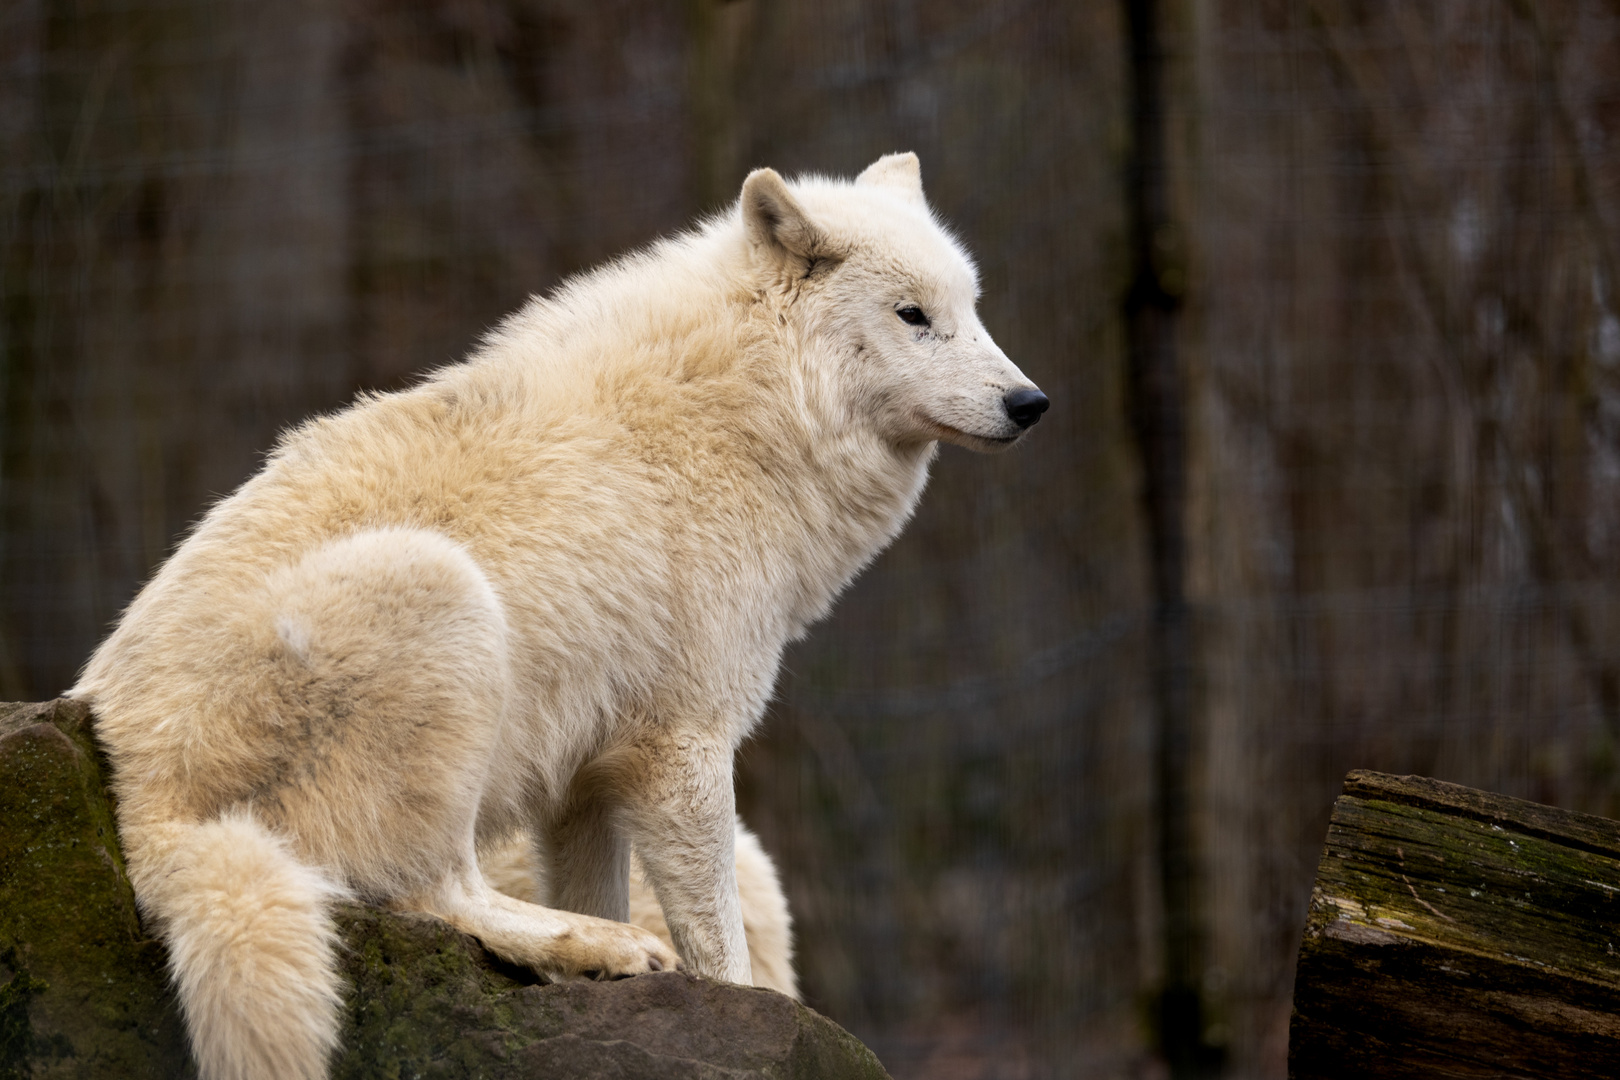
[477, 817, 799, 999]
[70, 152, 1048, 1080]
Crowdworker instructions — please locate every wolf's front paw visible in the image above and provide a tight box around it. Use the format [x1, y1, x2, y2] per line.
[547, 916, 682, 982]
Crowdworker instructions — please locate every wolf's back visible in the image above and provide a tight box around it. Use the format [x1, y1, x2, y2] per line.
[131, 810, 350, 1080]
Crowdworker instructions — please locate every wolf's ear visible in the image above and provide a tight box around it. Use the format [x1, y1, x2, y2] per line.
[741, 168, 826, 261]
[856, 152, 925, 206]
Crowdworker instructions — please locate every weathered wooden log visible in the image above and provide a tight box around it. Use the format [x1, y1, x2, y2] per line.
[1290, 769, 1620, 1079]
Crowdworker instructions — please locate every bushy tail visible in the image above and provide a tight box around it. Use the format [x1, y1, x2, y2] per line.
[131, 809, 349, 1080]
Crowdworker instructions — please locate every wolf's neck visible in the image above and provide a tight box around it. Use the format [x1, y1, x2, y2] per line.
[769, 374, 937, 635]
[471, 226, 937, 633]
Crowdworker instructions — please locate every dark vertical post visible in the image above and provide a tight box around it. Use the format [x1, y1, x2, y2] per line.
[1121, 1, 1220, 1075]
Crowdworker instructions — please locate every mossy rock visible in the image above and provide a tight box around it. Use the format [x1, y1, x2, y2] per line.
[0, 699, 190, 1079]
[0, 700, 890, 1079]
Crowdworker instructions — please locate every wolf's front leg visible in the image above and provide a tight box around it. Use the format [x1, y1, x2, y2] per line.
[543, 789, 631, 923]
[623, 733, 752, 984]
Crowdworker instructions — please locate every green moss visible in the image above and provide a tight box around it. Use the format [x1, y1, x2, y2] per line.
[2, 701, 892, 1079]
[1313, 795, 1620, 983]
[332, 906, 542, 1079]
[787, 1008, 891, 1080]
[1293, 773, 1620, 1078]
[1, 948, 51, 1079]
[0, 701, 192, 1079]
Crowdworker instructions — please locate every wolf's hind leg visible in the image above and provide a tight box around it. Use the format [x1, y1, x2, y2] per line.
[415, 862, 679, 982]
[254, 527, 513, 893]
[478, 821, 798, 997]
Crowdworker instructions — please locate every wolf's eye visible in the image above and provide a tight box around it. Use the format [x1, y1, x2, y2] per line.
[896, 306, 930, 327]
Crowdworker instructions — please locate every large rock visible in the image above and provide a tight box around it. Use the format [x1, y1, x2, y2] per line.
[0, 700, 890, 1079]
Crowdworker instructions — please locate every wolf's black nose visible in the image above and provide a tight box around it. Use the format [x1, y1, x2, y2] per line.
[1003, 387, 1050, 429]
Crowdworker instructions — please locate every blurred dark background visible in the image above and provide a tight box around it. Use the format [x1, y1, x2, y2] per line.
[5, 1, 1620, 1077]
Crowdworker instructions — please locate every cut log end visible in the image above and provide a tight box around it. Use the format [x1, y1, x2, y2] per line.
[1290, 770, 1620, 1080]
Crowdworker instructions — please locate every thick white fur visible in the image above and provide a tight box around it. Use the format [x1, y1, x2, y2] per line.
[70, 153, 1041, 1079]
[479, 819, 799, 999]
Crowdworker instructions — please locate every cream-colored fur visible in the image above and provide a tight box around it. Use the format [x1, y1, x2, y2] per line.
[480, 819, 799, 999]
[70, 153, 1043, 1080]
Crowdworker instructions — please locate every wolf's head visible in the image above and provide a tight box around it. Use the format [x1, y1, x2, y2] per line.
[739, 153, 1048, 453]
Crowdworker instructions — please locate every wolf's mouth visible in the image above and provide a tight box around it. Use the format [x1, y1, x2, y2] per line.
[915, 414, 1023, 451]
